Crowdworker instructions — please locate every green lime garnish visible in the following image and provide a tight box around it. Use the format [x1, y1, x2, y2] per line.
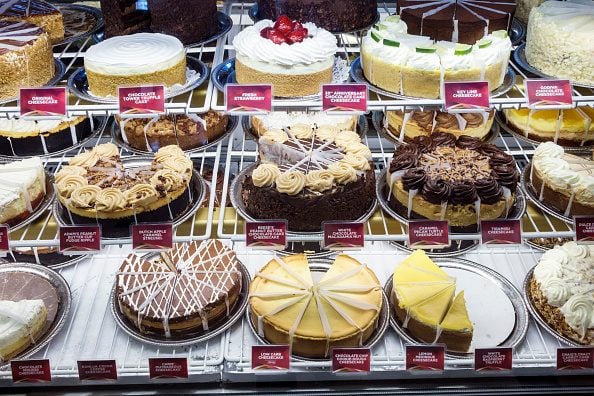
[385, 15, 401, 23]
[492, 30, 508, 39]
[415, 45, 437, 54]
[370, 31, 382, 42]
[376, 23, 389, 30]
[477, 38, 492, 48]
[383, 38, 400, 47]
[454, 43, 472, 55]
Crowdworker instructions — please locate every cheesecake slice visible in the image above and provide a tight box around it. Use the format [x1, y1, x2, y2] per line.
[0, 299, 47, 362]
[438, 291, 473, 352]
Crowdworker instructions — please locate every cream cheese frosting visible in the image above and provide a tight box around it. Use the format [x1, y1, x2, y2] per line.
[0, 299, 46, 361]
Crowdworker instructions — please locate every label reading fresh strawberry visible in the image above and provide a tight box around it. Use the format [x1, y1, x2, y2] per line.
[260, 16, 309, 45]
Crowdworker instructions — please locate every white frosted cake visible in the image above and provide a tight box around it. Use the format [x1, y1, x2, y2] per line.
[0, 157, 46, 226]
[251, 112, 357, 137]
[0, 299, 47, 362]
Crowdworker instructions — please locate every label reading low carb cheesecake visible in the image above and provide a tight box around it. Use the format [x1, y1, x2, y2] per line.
[405, 345, 445, 372]
[525, 79, 573, 109]
[59, 226, 101, 255]
[480, 220, 522, 246]
[323, 221, 364, 250]
[132, 223, 173, 251]
[11, 359, 51, 383]
[118, 86, 165, 117]
[225, 84, 272, 114]
[474, 348, 513, 371]
[322, 84, 368, 114]
[0, 225, 9, 257]
[246, 220, 287, 250]
[574, 216, 594, 245]
[556, 347, 594, 370]
[408, 220, 450, 249]
[443, 81, 490, 113]
[332, 348, 371, 373]
[77, 360, 118, 381]
[148, 358, 188, 379]
[251, 345, 290, 371]
[19, 87, 67, 119]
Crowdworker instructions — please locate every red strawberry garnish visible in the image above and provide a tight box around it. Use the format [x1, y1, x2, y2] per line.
[293, 21, 304, 30]
[267, 29, 287, 44]
[286, 28, 308, 44]
[260, 26, 273, 38]
[274, 15, 294, 34]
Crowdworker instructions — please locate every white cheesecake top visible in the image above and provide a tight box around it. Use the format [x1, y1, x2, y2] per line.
[84, 33, 185, 75]
[0, 299, 46, 360]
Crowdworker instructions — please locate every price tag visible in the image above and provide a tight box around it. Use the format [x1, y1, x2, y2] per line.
[556, 347, 594, 371]
[405, 345, 445, 372]
[525, 79, 573, 109]
[132, 223, 173, 251]
[59, 225, 101, 255]
[474, 348, 513, 371]
[251, 345, 290, 371]
[225, 84, 272, 114]
[481, 220, 522, 246]
[11, 359, 51, 383]
[443, 81, 490, 113]
[332, 348, 371, 373]
[118, 85, 165, 117]
[0, 224, 9, 257]
[19, 87, 67, 119]
[323, 221, 364, 250]
[574, 216, 594, 245]
[322, 84, 368, 113]
[77, 360, 118, 381]
[246, 220, 287, 250]
[408, 220, 450, 249]
[148, 358, 188, 379]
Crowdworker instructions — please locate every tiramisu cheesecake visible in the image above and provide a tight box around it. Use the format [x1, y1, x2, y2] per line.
[0, 0, 64, 43]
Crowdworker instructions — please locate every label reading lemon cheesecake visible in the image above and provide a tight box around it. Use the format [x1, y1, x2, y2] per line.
[405, 345, 445, 372]
[20, 87, 67, 119]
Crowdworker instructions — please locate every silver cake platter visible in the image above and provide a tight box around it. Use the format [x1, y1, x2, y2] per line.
[372, 110, 500, 147]
[0, 249, 88, 270]
[110, 257, 251, 347]
[68, 55, 209, 104]
[0, 59, 66, 105]
[111, 115, 238, 155]
[0, 263, 72, 368]
[495, 112, 594, 152]
[246, 260, 390, 362]
[52, 157, 206, 240]
[54, 4, 104, 47]
[241, 113, 369, 141]
[389, 239, 480, 258]
[522, 268, 583, 347]
[385, 257, 529, 358]
[230, 162, 378, 238]
[513, 43, 594, 90]
[350, 56, 517, 100]
[510, 18, 526, 46]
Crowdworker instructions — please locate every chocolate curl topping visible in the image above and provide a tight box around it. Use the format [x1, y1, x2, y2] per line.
[411, 135, 436, 153]
[431, 132, 457, 147]
[456, 135, 483, 150]
[492, 165, 519, 192]
[475, 177, 502, 204]
[478, 143, 501, 157]
[389, 153, 418, 172]
[395, 143, 421, 157]
[489, 151, 515, 168]
[451, 180, 478, 205]
[422, 177, 452, 204]
[402, 168, 426, 191]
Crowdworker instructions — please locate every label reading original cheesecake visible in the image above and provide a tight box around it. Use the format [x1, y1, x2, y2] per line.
[132, 223, 173, 251]
[251, 345, 290, 371]
[443, 81, 490, 113]
[474, 348, 513, 371]
[246, 220, 287, 250]
[322, 84, 368, 113]
[11, 359, 51, 383]
[574, 216, 594, 245]
[556, 347, 594, 371]
[525, 79, 573, 109]
[408, 220, 450, 249]
[0, 225, 9, 257]
[323, 221, 364, 250]
[226, 84, 272, 114]
[332, 348, 371, 373]
[480, 220, 522, 246]
[118, 86, 165, 117]
[148, 358, 188, 379]
[59, 226, 101, 255]
[405, 345, 445, 372]
[77, 360, 118, 381]
[19, 87, 67, 119]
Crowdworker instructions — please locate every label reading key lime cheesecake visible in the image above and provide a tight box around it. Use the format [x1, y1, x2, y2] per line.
[443, 81, 490, 113]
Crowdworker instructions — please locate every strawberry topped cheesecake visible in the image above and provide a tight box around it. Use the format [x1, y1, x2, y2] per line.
[233, 16, 338, 97]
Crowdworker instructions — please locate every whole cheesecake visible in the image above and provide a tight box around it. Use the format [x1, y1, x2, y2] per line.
[249, 254, 383, 358]
[233, 17, 337, 97]
[386, 133, 519, 230]
[257, 0, 377, 32]
[117, 239, 243, 336]
[0, 157, 46, 227]
[84, 32, 186, 97]
[0, 0, 64, 43]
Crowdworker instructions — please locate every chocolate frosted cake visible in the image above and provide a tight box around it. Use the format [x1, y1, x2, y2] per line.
[116, 239, 242, 336]
[0, 0, 64, 43]
[242, 127, 375, 232]
[99, 0, 150, 37]
[386, 133, 519, 229]
[397, 0, 516, 44]
[257, 0, 377, 32]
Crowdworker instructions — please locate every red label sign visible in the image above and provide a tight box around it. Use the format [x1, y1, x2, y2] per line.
[557, 347, 594, 370]
[332, 348, 371, 373]
[406, 345, 445, 372]
[118, 85, 165, 116]
[11, 359, 51, 383]
[408, 220, 450, 249]
[246, 220, 287, 249]
[525, 79, 573, 109]
[77, 360, 118, 381]
[148, 358, 188, 379]
[19, 87, 67, 118]
[0, 224, 9, 257]
[322, 84, 368, 113]
[443, 81, 490, 113]
[251, 345, 290, 370]
[474, 348, 513, 371]
[481, 220, 522, 246]
[575, 216, 594, 245]
[226, 84, 272, 114]
[59, 226, 101, 254]
[323, 222, 364, 250]
[132, 223, 173, 251]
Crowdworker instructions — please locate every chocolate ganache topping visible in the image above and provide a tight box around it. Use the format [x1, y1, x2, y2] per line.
[431, 132, 457, 147]
[452, 180, 478, 205]
[411, 135, 436, 153]
[461, 113, 485, 128]
[422, 178, 452, 204]
[456, 135, 483, 150]
[435, 112, 459, 130]
[475, 177, 502, 204]
[412, 111, 434, 132]
[389, 153, 418, 172]
[402, 168, 426, 191]
[478, 143, 501, 157]
[395, 144, 421, 157]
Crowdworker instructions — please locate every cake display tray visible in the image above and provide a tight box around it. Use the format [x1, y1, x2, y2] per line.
[68, 55, 209, 104]
[112, 115, 238, 155]
[389, 239, 480, 258]
[520, 164, 573, 225]
[230, 163, 378, 238]
[0, 59, 66, 105]
[54, 4, 104, 47]
[52, 157, 206, 239]
[110, 258, 251, 347]
[372, 111, 500, 146]
[350, 57, 517, 100]
[0, 263, 72, 368]
[513, 43, 594, 90]
[384, 257, 529, 358]
[246, 260, 390, 362]
[1, 249, 88, 270]
[510, 18, 526, 46]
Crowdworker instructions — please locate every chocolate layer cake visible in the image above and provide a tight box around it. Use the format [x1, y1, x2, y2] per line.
[0, 0, 64, 43]
[257, 0, 377, 32]
[99, 0, 150, 37]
